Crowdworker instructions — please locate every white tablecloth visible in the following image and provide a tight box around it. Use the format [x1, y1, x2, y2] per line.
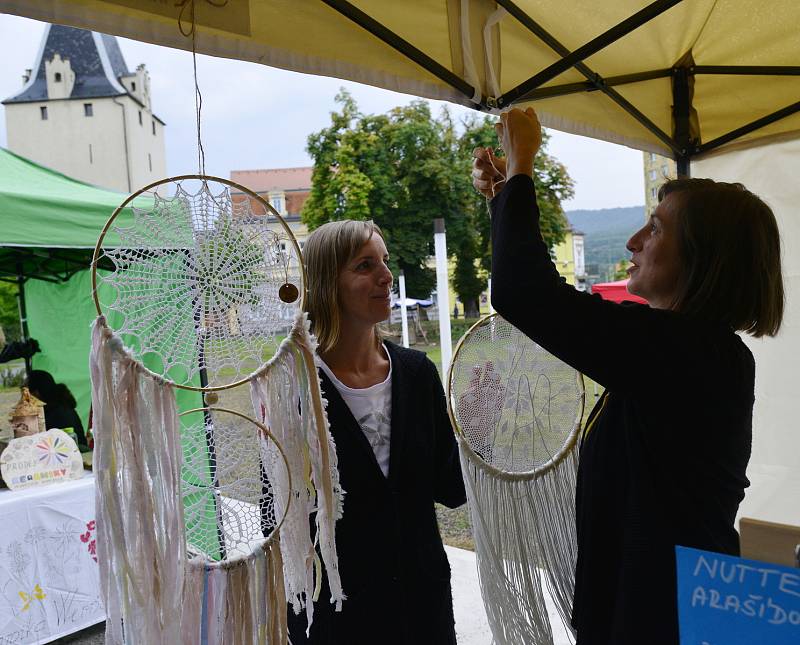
[0, 473, 104, 644]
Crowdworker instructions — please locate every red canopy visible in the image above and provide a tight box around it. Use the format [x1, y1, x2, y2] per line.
[591, 279, 647, 305]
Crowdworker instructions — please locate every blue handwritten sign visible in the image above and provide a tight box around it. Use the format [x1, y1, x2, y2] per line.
[676, 545, 800, 645]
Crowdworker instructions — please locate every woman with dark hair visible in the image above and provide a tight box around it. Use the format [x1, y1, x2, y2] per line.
[472, 107, 784, 645]
[26, 370, 87, 449]
[288, 220, 466, 644]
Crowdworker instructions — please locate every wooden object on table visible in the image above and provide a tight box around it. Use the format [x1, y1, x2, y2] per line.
[10, 387, 45, 438]
[739, 516, 800, 568]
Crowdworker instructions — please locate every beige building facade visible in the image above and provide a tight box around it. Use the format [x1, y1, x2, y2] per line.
[3, 24, 166, 192]
[230, 167, 312, 248]
[643, 151, 677, 216]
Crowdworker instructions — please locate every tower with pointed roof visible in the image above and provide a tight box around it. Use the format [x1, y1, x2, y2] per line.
[2, 24, 166, 193]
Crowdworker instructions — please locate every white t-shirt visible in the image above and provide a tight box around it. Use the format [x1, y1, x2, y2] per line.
[319, 346, 393, 478]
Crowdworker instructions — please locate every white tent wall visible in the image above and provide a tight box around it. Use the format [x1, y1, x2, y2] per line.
[694, 141, 800, 527]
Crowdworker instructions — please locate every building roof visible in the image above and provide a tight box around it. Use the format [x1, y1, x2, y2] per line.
[230, 167, 313, 193]
[3, 24, 129, 104]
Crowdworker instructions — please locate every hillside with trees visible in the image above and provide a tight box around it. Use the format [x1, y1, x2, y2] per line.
[566, 205, 645, 282]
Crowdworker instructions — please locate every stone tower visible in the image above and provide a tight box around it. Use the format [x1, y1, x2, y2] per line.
[2, 24, 166, 192]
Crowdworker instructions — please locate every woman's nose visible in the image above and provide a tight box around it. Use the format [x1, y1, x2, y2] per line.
[626, 228, 644, 253]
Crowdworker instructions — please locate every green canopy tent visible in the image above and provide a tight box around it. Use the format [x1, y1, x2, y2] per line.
[0, 147, 223, 556]
[0, 145, 135, 427]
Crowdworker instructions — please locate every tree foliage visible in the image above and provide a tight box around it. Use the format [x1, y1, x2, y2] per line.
[0, 282, 20, 342]
[302, 91, 575, 313]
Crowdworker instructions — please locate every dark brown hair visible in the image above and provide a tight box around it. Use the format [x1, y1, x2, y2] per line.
[658, 178, 784, 337]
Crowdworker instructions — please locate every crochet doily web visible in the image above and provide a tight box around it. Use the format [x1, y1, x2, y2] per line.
[181, 408, 284, 561]
[449, 316, 583, 474]
[96, 178, 302, 388]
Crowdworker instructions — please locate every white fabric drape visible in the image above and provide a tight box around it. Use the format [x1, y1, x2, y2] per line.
[694, 139, 800, 528]
[90, 312, 341, 643]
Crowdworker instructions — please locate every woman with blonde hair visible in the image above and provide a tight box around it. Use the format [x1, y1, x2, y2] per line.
[289, 219, 466, 644]
[473, 107, 784, 645]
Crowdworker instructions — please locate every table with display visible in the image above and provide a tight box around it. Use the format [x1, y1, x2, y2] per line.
[0, 472, 104, 644]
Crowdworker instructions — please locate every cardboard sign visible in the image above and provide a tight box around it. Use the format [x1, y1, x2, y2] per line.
[0, 428, 84, 490]
[676, 545, 800, 645]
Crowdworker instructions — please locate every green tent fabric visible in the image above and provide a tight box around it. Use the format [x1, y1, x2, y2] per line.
[0, 146, 127, 248]
[0, 145, 134, 421]
[0, 146, 147, 281]
[0, 147, 218, 557]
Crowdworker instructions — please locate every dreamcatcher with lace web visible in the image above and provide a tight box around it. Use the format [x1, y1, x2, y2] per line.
[88, 4, 343, 643]
[447, 314, 584, 644]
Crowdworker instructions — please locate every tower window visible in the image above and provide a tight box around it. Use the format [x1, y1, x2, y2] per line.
[138, 111, 142, 125]
[40, 106, 48, 120]
[54, 72, 62, 82]
[148, 153, 152, 172]
[84, 103, 93, 117]
[131, 81, 136, 92]
[152, 120, 156, 135]
[89, 143, 93, 164]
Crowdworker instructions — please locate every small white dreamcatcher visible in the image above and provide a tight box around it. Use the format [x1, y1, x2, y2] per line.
[447, 314, 584, 644]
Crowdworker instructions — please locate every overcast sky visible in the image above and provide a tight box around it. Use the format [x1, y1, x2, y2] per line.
[0, 13, 646, 211]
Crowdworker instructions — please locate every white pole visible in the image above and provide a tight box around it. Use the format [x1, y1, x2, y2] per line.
[487, 277, 494, 314]
[434, 218, 452, 376]
[399, 270, 410, 348]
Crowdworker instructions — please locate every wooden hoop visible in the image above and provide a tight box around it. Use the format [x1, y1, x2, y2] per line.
[445, 312, 585, 479]
[90, 174, 307, 392]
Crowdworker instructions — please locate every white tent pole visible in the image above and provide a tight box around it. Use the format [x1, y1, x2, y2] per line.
[398, 270, 410, 348]
[434, 218, 452, 375]
[487, 277, 494, 314]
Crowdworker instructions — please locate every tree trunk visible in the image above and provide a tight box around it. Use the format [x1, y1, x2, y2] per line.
[463, 297, 481, 319]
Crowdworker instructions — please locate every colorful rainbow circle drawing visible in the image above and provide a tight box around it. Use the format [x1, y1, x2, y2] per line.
[35, 436, 70, 466]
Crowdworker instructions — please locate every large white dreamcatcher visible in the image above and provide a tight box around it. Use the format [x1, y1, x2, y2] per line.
[87, 5, 344, 641]
[90, 176, 343, 644]
[447, 314, 584, 644]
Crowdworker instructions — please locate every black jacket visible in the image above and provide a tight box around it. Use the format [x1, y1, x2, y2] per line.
[288, 341, 466, 644]
[490, 175, 754, 645]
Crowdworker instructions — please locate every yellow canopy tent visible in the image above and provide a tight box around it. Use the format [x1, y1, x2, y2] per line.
[3, 0, 799, 528]
[3, 0, 800, 174]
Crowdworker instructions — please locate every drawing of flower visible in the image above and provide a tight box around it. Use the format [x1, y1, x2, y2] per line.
[6, 541, 31, 578]
[18, 583, 46, 611]
[80, 520, 97, 563]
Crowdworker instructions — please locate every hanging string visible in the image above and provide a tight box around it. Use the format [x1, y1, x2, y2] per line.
[175, 0, 229, 175]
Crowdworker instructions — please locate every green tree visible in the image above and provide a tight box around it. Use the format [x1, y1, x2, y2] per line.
[0, 282, 20, 342]
[613, 258, 631, 281]
[303, 91, 461, 297]
[302, 92, 575, 311]
[456, 116, 575, 316]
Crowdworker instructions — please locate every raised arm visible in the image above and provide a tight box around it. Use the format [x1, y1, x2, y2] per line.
[478, 109, 690, 393]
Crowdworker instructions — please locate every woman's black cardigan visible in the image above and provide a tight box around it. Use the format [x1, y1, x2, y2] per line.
[490, 175, 754, 645]
[288, 341, 466, 645]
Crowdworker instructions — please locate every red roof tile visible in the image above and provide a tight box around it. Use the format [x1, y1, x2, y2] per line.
[230, 167, 312, 192]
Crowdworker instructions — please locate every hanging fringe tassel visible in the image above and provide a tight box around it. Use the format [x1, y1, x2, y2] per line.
[91, 317, 185, 644]
[249, 312, 345, 621]
[458, 435, 578, 645]
[91, 316, 300, 644]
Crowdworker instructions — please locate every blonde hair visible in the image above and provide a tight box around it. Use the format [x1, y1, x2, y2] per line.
[303, 219, 386, 353]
